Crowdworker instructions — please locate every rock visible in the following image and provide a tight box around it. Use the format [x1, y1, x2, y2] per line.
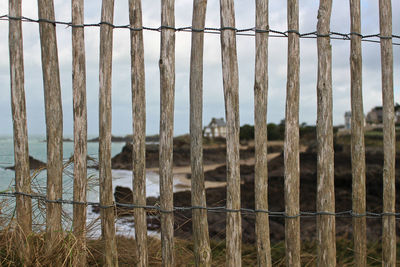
[111, 142, 260, 170]
[114, 186, 134, 217]
[115, 186, 133, 204]
[42, 138, 73, 142]
[88, 135, 133, 143]
[91, 186, 161, 225]
[6, 156, 46, 171]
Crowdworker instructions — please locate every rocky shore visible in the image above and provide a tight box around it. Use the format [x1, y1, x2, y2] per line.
[111, 143, 400, 244]
[110, 142, 283, 170]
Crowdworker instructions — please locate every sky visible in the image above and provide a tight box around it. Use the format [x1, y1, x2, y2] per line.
[0, 1, 399, 137]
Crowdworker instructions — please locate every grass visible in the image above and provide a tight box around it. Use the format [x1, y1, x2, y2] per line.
[335, 129, 400, 150]
[0, 228, 399, 266]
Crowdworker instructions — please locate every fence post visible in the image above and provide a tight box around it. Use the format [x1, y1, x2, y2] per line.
[219, 0, 241, 266]
[190, 1, 212, 266]
[349, 1, 366, 266]
[9, 0, 32, 263]
[129, 0, 148, 266]
[72, 0, 88, 265]
[379, 1, 396, 266]
[316, 1, 336, 266]
[99, 0, 118, 266]
[284, 0, 300, 266]
[37, 0, 64, 256]
[159, 0, 175, 266]
[254, 1, 271, 266]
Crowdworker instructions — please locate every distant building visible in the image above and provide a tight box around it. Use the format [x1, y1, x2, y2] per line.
[344, 111, 352, 129]
[344, 104, 400, 127]
[203, 117, 227, 138]
[343, 110, 369, 130]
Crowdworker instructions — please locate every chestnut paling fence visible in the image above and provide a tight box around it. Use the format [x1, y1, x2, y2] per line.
[4, 0, 400, 266]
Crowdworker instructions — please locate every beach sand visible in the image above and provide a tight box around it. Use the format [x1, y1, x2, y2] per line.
[148, 152, 282, 191]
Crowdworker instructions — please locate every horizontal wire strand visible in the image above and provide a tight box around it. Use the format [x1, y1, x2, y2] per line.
[0, 191, 399, 220]
[0, 15, 399, 45]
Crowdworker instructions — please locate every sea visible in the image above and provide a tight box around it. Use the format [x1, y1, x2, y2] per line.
[0, 135, 180, 239]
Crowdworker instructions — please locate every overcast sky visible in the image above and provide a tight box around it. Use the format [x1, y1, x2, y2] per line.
[0, 1, 399, 137]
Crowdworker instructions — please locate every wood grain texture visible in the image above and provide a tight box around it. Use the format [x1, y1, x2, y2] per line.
[72, 0, 88, 266]
[159, 0, 175, 266]
[219, 0, 241, 265]
[9, 0, 32, 263]
[349, 1, 366, 266]
[254, 1, 271, 266]
[316, 1, 336, 266]
[37, 0, 64, 256]
[129, 0, 148, 266]
[190, 1, 211, 266]
[98, 0, 118, 266]
[379, 1, 396, 266]
[284, 0, 300, 266]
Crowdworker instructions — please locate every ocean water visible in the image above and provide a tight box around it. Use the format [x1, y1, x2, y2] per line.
[0, 135, 177, 238]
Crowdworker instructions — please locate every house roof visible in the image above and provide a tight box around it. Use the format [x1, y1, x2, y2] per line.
[209, 117, 226, 127]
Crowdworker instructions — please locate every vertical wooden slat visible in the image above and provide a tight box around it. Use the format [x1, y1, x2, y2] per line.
[379, 0, 396, 266]
[349, 1, 366, 266]
[284, 0, 300, 266]
[190, 1, 211, 266]
[129, 0, 148, 266]
[37, 0, 63, 254]
[99, 0, 118, 266]
[72, 0, 87, 265]
[219, 0, 241, 265]
[316, 0, 336, 266]
[254, 0, 271, 266]
[9, 0, 32, 263]
[159, 0, 175, 266]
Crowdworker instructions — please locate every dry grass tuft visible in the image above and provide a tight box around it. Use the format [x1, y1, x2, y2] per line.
[0, 226, 399, 266]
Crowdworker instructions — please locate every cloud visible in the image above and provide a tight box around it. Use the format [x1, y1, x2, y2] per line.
[0, 1, 399, 136]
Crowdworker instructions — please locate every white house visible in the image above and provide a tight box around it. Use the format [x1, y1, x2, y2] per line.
[203, 117, 227, 138]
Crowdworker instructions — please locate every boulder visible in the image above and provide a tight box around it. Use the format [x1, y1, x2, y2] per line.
[6, 156, 46, 171]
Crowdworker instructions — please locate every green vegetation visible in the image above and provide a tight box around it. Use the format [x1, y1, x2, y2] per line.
[336, 128, 400, 150]
[238, 122, 286, 141]
[238, 121, 400, 150]
[239, 121, 318, 142]
[239, 124, 254, 141]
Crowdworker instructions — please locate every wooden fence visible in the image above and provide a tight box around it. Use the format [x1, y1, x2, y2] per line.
[7, 0, 397, 266]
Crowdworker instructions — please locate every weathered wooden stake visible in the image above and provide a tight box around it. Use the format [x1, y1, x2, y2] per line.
[379, 0, 396, 266]
[284, 0, 300, 266]
[129, 0, 148, 266]
[316, 0, 336, 266]
[72, 0, 88, 265]
[254, 0, 271, 266]
[349, 1, 367, 266]
[219, 0, 241, 265]
[159, 0, 175, 266]
[9, 0, 32, 263]
[99, 0, 118, 266]
[37, 0, 64, 256]
[190, 1, 211, 266]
